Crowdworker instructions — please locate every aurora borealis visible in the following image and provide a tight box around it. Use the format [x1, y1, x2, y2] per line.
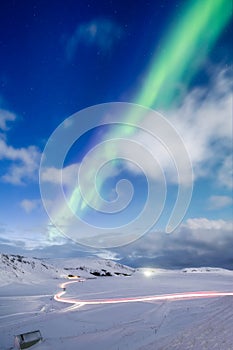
[63, 0, 232, 237]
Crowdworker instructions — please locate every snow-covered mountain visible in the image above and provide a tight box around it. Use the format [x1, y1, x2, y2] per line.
[0, 253, 135, 286]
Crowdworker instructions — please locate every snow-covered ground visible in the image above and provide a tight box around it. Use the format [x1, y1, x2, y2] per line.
[1, 253, 233, 350]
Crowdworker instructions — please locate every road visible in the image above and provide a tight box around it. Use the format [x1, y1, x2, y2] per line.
[54, 279, 233, 308]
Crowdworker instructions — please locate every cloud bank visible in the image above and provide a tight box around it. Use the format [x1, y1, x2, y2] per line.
[116, 218, 233, 269]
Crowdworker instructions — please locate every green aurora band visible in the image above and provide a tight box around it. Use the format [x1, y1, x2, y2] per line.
[53, 0, 232, 237]
[135, 0, 232, 110]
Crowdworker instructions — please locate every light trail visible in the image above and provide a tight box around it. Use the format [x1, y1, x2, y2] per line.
[54, 280, 233, 309]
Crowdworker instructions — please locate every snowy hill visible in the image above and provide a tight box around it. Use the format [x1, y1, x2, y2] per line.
[55, 256, 135, 276]
[0, 253, 135, 286]
[0, 253, 63, 286]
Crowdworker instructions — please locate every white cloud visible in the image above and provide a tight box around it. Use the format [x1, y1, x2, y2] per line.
[0, 224, 68, 250]
[20, 199, 41, 213]
[40, 163, 79, 188]
[0, 108, 41, 185]
[66, 18, 122, 61]
[167, 68, 232, 184]
[0, 140, 40, 185]
[208, 195, 232, 209]
[184, 217, 232, 231]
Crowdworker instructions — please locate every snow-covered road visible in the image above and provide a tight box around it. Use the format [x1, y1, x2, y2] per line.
[54, 279, 233, 307]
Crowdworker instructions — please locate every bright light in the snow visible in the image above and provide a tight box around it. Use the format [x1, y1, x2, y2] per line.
[144, 270, 153, 277]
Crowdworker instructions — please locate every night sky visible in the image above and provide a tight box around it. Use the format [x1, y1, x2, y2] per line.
[0, 0, 232, 268]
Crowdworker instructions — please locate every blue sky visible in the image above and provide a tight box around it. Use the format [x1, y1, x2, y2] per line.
[0, 0, 232, 268]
